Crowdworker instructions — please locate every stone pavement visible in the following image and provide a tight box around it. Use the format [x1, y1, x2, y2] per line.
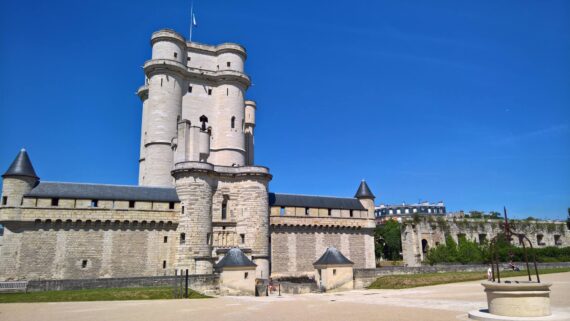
[1, 272, 569, 321]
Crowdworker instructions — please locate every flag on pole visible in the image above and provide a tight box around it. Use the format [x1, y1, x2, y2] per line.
[192, 12, 197, 28]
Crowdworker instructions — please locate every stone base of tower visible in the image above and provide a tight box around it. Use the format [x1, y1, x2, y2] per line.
[172, 162, 272, 277]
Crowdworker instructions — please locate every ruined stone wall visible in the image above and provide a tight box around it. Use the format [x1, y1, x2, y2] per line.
[270, 226, 374, 277]
[0, 221, 177, 281]
[401, 217, 570, 267]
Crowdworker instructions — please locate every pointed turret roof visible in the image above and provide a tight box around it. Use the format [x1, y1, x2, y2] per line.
[214, 248, 257, 269]
[354, 180, 374, 199]
[313, 247, 354, 267]
[2, 149, 38, 179]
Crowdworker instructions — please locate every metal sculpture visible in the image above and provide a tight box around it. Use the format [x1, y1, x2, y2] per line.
[489, 207, 540, 283]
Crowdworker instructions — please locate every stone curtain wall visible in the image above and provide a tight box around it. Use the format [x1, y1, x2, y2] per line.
[270, 226, 374, 277]
[353, 262, 570, 289]
[401, 218, 569, 267]
[27, 274, 219, 295]
[0, 222, 177, 281]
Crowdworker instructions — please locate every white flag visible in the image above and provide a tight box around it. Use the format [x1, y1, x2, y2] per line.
[192, 13, 197, 27]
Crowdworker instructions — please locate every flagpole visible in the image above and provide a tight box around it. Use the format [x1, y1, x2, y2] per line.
[189, 1, 194, 41]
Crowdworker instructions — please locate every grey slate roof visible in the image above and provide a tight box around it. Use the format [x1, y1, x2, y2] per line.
[25, 182, 180, 202]
[313, 247, 354, 266]
[214, 248, 257, 269]
[2, 149, 38, 179]
[354, 180, 375, 199]
[268, 193, 365, 210]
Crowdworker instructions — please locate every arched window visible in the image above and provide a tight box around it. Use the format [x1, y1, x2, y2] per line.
[231, 116, 235, 129]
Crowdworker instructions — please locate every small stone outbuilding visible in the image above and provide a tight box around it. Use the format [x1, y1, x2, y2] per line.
[214, 248, 257, 296]
[313, 247, 354, 292]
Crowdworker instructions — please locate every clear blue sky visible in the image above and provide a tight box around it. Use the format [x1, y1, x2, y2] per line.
[0, 1, 568, 219]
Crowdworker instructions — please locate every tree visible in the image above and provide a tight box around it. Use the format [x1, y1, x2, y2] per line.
[374, 220, 402, 260]
[488, 211, 501, 219]
[469, 211, 483, 219]
[567, 208, 569, 229]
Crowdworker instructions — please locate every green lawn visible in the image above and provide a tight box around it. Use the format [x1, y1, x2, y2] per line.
[0, 287, 210, 304]
[367, 267, 570, 289]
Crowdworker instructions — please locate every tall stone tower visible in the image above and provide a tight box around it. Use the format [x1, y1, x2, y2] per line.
[138, 29, 272, 277]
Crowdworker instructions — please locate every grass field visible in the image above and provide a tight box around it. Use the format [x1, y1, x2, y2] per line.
[367, 267, 570, 289]
[0, 287, 210, 304]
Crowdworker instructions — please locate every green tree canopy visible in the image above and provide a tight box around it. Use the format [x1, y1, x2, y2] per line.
[374, 220, 402, 260]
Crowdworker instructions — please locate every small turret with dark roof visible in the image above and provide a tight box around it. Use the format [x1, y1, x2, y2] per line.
[313, 246, 354, 267]
[354, 179, 374, 199]
[2, 149, 39, 207]
[214, 248, 257, 270]
[2, 149, 38, 179]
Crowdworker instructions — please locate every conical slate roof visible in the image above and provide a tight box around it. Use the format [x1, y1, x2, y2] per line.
[313, 247, 354, 267]
[214, 248, 257, 269]
[354, 180, 374, 199]
[2, 149, 38, 179]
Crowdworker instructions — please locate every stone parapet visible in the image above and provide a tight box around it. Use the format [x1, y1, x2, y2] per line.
[173, 162, 271, 179]
[270, 216, 375, 229]
[0, 207, 178, 224]
[143, 59, 251, 88]
[186, 41, 247, 59]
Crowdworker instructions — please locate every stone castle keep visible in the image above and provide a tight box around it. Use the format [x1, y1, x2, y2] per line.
[0, 29, 376, 285]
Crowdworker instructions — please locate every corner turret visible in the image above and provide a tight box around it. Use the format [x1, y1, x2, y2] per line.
[1, 149, 39, 207]
[354, 180, 375, 218]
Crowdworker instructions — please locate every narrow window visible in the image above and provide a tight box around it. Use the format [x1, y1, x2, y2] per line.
[129, 200, 135, 208]
[163, 260, 166, 269]
[231, 116, 235, 129]
[91, 200, 99, 208]
[333, 269, 336, 276]
[305, 208, 310, 215]
[227, 62, 231, 67]
[240, 233, 245, 244]
[173, 52, 178, 58]
[188, 86, 193, 93]
[169, 202, 175, 209]
[280, 207, 285, 216]
[328, 209, 332, 216]
[207, 233, 211, 245]
[163, 236, 168, 243]
[1, 196, 6, 205]
[182, 206, 185, 214]
[221, 196, 228, 220]
[81, 260, 88, 269]
[180, 233, 186, 244]
[226, 88, 229, 96]
[187, 56, 191, 62]
[537, 234, 544, 245]
[208, 88, 212, 95]
[350, 210, 353, 217]
[244, 272, 249, 279]
[51, 198, 59, 206]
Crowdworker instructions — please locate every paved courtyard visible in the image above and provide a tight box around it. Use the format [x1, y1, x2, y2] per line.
[2, 272, 570, 321]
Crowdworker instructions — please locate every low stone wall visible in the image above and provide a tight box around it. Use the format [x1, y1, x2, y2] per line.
[353, 262, 570, 289]
[27, 274, 220, 295]
[278, 281, 320, 294]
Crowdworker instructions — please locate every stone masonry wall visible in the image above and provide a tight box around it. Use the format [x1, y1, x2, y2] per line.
[401, 217, 570, 267]
[353, 262, 570, 289]
[0, 221, 177, 281]
[270, 226, 374, 277]
[27, 274, 219, 296]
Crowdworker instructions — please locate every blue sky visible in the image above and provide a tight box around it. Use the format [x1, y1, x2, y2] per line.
[0, 1, 569, 219]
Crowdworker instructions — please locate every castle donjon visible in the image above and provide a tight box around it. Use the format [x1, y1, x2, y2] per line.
[0, 29, 376, 287]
